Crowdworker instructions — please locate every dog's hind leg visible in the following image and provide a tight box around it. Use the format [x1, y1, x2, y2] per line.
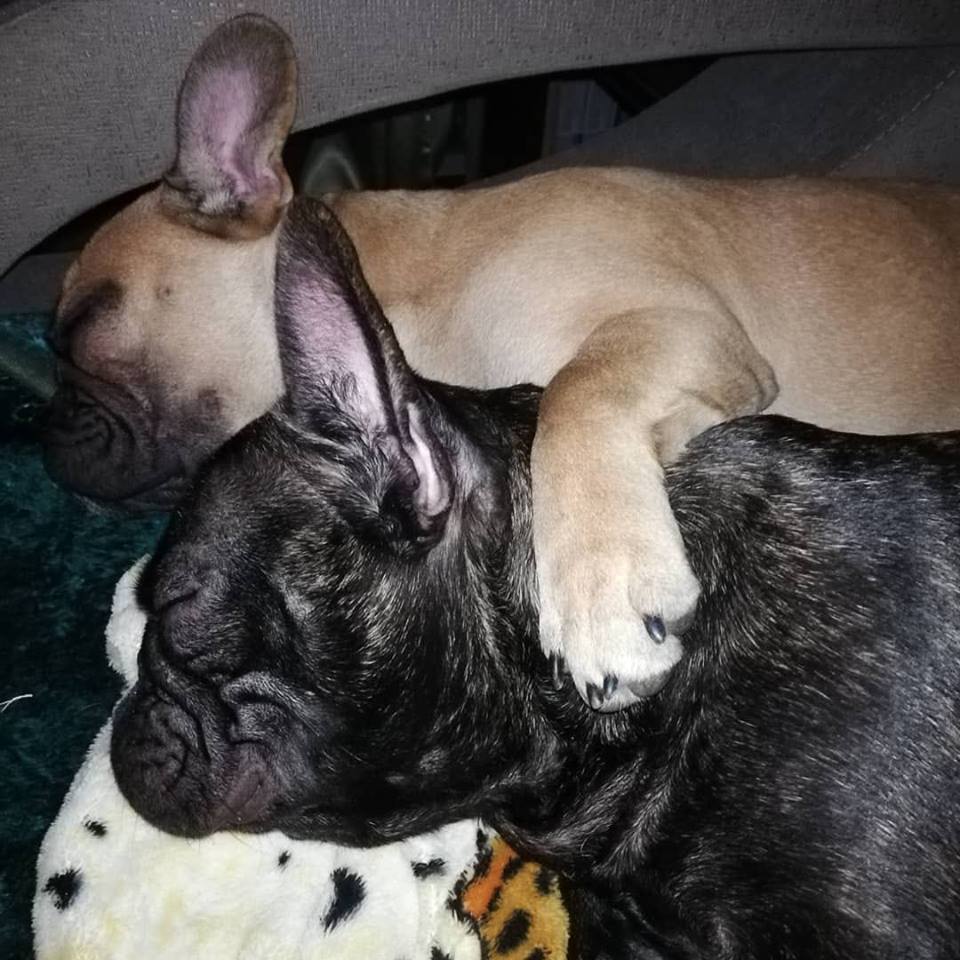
[532, 306, 777, 712]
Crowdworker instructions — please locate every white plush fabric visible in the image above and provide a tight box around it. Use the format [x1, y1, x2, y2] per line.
[34, 559, 483, 960]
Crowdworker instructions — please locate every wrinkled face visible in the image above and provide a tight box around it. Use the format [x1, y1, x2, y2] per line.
[43, 13, 299, 509]
[43, 190, 283, 510]
[110, 417, 457, 841]
[109, 172, 521, 846]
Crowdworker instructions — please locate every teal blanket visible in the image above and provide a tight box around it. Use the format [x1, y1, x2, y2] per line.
[0, 314, 163, 959]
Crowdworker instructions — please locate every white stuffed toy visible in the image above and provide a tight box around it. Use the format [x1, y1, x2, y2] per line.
[33, 558, 484, 960]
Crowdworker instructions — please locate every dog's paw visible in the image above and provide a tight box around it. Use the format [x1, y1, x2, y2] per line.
[537, 532, 699, 712]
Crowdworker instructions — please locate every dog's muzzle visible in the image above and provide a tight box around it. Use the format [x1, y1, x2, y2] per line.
[110, 672, 282, 837]
[43, 375, 188, 510]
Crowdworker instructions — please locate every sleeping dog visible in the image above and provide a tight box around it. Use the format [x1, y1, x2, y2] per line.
[44, 15, 960, 709]
[111, 199, 960, 959]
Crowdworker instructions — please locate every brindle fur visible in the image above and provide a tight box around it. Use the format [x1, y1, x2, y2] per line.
[112, 201, 960, 960]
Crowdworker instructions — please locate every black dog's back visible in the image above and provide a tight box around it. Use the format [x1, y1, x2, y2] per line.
[625, 417, 960, 958]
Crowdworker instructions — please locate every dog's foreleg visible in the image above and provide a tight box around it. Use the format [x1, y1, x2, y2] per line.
[532, 307, 777, 711]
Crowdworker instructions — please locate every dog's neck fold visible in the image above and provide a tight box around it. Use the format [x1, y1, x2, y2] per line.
[406, 382, 677, 867]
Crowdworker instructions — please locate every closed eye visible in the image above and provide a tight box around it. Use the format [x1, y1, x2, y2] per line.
[50, 280, 122, 360]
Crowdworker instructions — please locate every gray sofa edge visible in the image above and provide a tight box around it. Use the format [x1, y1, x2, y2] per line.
[3, 0, 960, 276]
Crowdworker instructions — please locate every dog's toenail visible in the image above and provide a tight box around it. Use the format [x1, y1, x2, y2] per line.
[644, 615, 666, 644]
[586, 683, 604, 710]
[603, 674, 618, 697]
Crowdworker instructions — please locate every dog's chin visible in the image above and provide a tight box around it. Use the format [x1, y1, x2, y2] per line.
[272, 806, 420, 847]
[96, 474, 192, 514]
[114, 745, 282, 838]
[44, 445, 192, 515]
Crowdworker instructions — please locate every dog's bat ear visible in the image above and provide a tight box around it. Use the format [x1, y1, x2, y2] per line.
[161, 15, 297, 239]
[275, 200, 453, 543]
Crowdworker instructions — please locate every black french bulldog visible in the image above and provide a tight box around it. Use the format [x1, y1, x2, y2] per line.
[111, 199, 960, 959]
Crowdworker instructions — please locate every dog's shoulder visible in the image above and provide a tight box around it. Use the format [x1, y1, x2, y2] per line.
[668, 415, 960, 635]
[671, 415, 960, 508]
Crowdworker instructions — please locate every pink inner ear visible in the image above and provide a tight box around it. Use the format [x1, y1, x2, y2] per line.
[183, 66, 276, 200]
[291, 279, 385, 427]
[407, 403, 449, 518]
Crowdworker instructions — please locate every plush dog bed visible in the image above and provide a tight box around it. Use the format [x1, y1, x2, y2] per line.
[0, 314, 164, 957]
[31, 561, 570, 959]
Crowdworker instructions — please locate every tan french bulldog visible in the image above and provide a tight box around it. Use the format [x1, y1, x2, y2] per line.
[44, 15, 960, 710]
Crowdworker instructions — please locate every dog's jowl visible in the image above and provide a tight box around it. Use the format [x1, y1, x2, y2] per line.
[111, 200, 960, 960]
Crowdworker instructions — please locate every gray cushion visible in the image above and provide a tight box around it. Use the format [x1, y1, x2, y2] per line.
[3, 0, 960, 276]
[513, 47, 960, 181]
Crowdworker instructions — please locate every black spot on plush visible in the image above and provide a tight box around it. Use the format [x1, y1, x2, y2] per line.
[473, 843, 493, 880]
[501, 855, 524, 883]
[44, 869, 82, 911]
[322, 867, 365, 931]
[496, 909, 532, 954]
[524, 949, 546, 960]
[431, 948, 453, 960]
[412, 857, 446, 879]
[83, 819, 107, 837]
[534, 865, 556, 896]
[485, 884, 502, 920]
[278, 850, 291, 868]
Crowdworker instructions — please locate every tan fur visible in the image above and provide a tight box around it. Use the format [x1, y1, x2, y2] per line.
[329, 170, 960, 431]
[60, 190, 283, 434]
[62, 166, 960, 702]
